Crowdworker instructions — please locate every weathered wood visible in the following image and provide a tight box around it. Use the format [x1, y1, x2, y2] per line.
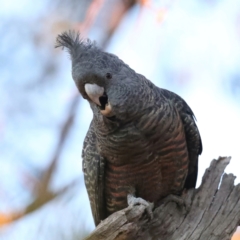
[85, 157, 240, 240]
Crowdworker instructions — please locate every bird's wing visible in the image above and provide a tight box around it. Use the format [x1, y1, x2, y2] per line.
[82, 121, 106, 226]
[161, 89, 202, 189]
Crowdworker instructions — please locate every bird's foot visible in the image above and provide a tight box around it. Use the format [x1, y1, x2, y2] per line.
[160, 194, 183, 206]
[127, 193, 154, 219]
[159, 194, 190, 212]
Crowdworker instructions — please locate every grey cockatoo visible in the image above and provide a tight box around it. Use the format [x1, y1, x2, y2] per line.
[56, 31, 202, 226]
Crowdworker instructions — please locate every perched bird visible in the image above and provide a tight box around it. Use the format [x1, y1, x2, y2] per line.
[56, 31, 202, 226]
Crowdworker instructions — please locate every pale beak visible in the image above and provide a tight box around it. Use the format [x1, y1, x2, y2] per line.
[84, 83, 104, 106]
[84, 83, 114, 117]
[101, 103, 113, 117]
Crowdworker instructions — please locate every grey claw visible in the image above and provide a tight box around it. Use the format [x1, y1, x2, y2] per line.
[127, 194, 154, 219]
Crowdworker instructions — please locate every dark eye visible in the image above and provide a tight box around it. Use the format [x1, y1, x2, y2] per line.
[106, 73, 112, 79]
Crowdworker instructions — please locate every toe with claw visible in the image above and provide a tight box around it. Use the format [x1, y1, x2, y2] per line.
[158, 194, 190, 212]
[127, 193, 154, 219]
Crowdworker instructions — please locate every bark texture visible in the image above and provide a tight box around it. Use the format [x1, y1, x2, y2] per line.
[85, 157, 240, 240]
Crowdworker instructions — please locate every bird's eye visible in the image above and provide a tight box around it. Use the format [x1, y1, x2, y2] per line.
[106, 73, 112, 79]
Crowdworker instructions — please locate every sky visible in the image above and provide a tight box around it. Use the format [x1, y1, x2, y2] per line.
[0, 0, 240, 239]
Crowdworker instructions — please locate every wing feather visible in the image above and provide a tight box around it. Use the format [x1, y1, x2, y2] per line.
[161, 89, 202, 188]
[82, 121, 106, 226]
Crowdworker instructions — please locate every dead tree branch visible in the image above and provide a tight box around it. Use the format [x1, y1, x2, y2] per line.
[85, 157, 240, 240]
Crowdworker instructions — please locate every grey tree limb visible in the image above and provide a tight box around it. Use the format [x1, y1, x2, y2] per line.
[85, 157, 240, 240]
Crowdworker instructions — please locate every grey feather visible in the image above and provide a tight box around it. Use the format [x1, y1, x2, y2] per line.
[82, 121, 106, 225]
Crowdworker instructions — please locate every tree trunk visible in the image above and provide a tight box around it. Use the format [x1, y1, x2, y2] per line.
[85, 157, 240, 240]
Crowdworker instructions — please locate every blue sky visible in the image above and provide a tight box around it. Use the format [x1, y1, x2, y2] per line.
[1, 0, 240, 239]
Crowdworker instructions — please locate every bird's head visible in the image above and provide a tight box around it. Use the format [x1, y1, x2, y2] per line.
[56, 31, 143, 121]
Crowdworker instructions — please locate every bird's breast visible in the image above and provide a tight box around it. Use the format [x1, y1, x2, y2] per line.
[97, 106, 190, 216]
[97, 121, 149, 165]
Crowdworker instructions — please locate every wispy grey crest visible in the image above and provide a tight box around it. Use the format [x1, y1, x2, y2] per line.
[56, 31, 127, 74]
[55, 31, 97, 60]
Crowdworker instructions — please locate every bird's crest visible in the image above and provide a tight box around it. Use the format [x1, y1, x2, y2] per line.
[55, 31, 96, 59]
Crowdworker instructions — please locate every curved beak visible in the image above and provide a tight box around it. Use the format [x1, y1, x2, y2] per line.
[84, 83, 104, 106]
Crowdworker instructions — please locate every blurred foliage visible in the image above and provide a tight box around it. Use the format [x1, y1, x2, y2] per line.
[0, 0, 240, 239]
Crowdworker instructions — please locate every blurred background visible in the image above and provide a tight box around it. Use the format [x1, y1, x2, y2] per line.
[0, 0, 240, 239]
